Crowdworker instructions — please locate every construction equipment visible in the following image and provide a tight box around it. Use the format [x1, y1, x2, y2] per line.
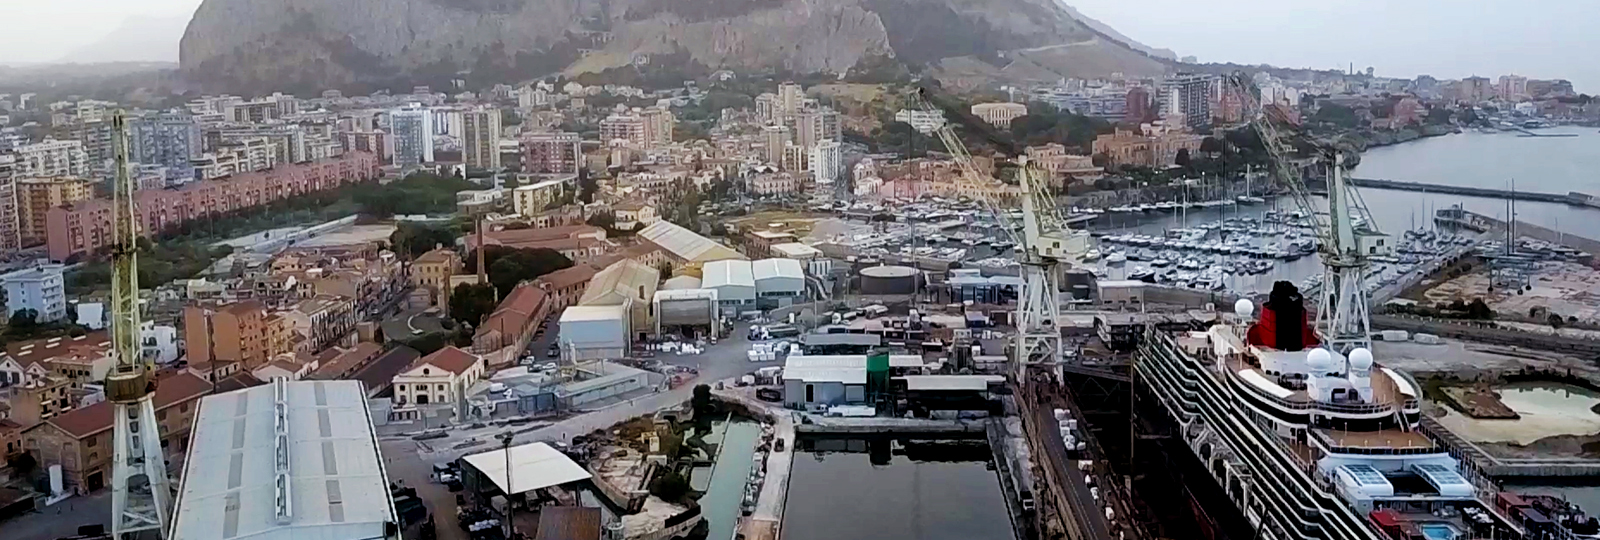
[913, 88, 1087, 380]
[1225, 73, 1379, 355]
[105, 110, 174, 540]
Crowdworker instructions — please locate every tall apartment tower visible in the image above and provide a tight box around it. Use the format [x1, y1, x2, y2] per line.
[1161, 74, 1215, 129]
[462, 107, 503, 170]
[763, 125, 791, 166]
[389, 105, 436, 167]
[0, 155, 17, 254]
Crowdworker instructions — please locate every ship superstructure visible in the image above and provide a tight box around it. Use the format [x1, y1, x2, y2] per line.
[1137, 284, 1522, 540]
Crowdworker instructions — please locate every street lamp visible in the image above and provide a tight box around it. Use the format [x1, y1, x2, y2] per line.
[498, 431, 516, 540]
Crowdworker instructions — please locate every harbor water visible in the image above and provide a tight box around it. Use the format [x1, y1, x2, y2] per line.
[693, 417, 761, 540]
[781, 437, 1013, 540]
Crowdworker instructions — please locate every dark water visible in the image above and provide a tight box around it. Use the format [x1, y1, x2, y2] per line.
[781, 438, 1014, 540]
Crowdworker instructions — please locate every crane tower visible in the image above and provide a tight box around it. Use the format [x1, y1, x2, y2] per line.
[106, 111, 175, 540]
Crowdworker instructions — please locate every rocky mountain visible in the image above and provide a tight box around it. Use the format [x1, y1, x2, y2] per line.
[179, 0, 1172, 95]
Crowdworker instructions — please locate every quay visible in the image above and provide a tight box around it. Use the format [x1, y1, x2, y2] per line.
[1422, 416, 1600, 478]
[1340, 177, 1598, 207]
[1435, 207, 1600, 257]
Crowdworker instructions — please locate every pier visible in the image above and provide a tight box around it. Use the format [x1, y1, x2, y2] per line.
[1422, 416, 1600, 478]
[1341, 178, 1600, 207]
[1435, 207, 1600, 257]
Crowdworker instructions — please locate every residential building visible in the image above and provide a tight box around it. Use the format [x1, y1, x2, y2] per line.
[1459, 76, 1493, 103]
[184, 300, 286, 371]
[612, 201, 659, 231]
[3, 263, 67, 322]
[46, 153, 379, 261]
[0, 154, 16, 253]
[777, 83, 806, 117]
[19, 373, 211, 494]
[392, 346, 485, 407]
[1125, 87, 1154, 123]
[791, 108, 841, 150]
[413, 247, 462, 311]
[18, 176, 92, 246]
[970, 102, 1028, 128]
[781, 145, 808, 173]
[15, 139, 89, 178]
[600, 112, 647, 147]
[1497, 75, 1529, 102]
[338, 130, 394, 164]
[522, 131, 582, 175]
[535, 262, 602, 313]
[130, 111, 201, 180]
[763, 125, 790, 165]
[390, 105, 435, 167]
[512, 177, 573, 217]
[640, 106, 675, 148]
[1161, 74, 1215, 129]
[71, 120, 116, 179]
[283, 294, 358, 354]
[462, 106, 502, 170]
[751, 171, 799, 196]
[9, 332, 115, 389]
[1092, 128, 1204, 168]
[1392, 98, 1425, 127]
[810, 140, 843, 184]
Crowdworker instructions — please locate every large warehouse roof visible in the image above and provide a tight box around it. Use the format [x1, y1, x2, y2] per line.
[639, 221, 745, 263]
[462, 442, 592, 495]
[172, 379, 395, 540]
[769, 243, 822, 259]
[559, 304, 628, 323]
[753, 258, 804, 281]
[702, 260, 755, 289]
[580, 259, 659, 306]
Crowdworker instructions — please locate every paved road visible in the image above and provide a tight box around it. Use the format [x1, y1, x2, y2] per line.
[9, 492, 112, 540]
[382, 322, 781, 539]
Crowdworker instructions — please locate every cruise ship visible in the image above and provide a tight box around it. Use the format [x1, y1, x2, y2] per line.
[1135, 281, 1528, 540]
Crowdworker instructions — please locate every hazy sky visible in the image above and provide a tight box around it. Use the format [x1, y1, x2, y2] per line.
[6, 0, 1597, 92]
[1070, 0, 1599, 92]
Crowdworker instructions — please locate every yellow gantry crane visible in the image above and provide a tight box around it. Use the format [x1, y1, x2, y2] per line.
[105, 110, 174, 540]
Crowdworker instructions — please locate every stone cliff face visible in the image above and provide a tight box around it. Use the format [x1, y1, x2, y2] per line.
[180, 0, 1168, 94]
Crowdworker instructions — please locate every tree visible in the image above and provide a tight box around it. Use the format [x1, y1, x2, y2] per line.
[1311, 104, 1359, 129]
[1198, 136, 1225, 155]
[691, 384, 714, 418]
[586, 211, 618, 230]
[577, 168, 597, 204]
[1465, 298, 1494, 320]
[9, 308, 37, 329]
[648, 472, 691, 502]
[1174, 148, 1192, 169]
[1549, 313, 1567, 329]
[656, 261, 673, 280]
[449, 283, 499, 326]
[391, 223, 459, 259]
[467, 246, 575, 298]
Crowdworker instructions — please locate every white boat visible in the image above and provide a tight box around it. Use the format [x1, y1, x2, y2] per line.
[1105, 252, 1128, 265]
[1081, 249, 1102, 262]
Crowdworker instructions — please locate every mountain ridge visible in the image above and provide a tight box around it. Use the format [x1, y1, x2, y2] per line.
[179, 0, 1173, 94]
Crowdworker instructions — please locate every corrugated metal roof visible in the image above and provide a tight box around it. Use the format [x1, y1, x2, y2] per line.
[579, 259, 659, 306]
[752, 258, 804, 281]
[784, 366, 866, 384]
[702, 260, 754, 289]
[171, 380, 395, 540]
[639, 221, 745, 262]
[559, 304, 628, 323]
[769, 243, 821, 258]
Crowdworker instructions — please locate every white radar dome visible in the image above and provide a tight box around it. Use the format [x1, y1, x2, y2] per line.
[1348, 348, 1374, 371]
[1234, 299, 1255, 318]
[1306, 348, 1333, 373]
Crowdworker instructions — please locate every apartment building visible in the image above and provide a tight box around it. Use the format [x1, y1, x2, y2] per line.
[15, 139, 89, 178]
[462, 107, 502, 170]
[183, 300, 285, 371]
[18, 176, 92, 246]
[45, 152, 379, 261]
[600, 113, 646, 147]
[521, 131, 582, 175]
[970, 102, 1029, 128]
[0, 154, 16, 253]
[2, 263, 67, 322]
[390, 105, 436, 167]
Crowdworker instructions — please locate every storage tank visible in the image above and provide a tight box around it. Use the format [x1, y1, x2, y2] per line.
[860, 265, 921, 295]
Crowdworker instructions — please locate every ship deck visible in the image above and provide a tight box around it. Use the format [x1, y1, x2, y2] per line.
[1217, 338, 1412, 410]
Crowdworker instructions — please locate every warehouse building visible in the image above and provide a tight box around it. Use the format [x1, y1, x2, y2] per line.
[781, 353, 926, 409]
[578, 259, 660, 341]
[703, 259, 756, 312]
[558, 304, 630, 360]
[753, 258, 806, 308]
[638, 220, 745, 268]
[653, 288, 719, 337]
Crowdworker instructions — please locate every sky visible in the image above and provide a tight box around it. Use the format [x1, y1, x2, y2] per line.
[3, 0, 1597, 92]
[1068, 0, 1600, 92]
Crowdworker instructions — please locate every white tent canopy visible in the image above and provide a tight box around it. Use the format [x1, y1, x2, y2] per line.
[462, 442, 592, 495]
